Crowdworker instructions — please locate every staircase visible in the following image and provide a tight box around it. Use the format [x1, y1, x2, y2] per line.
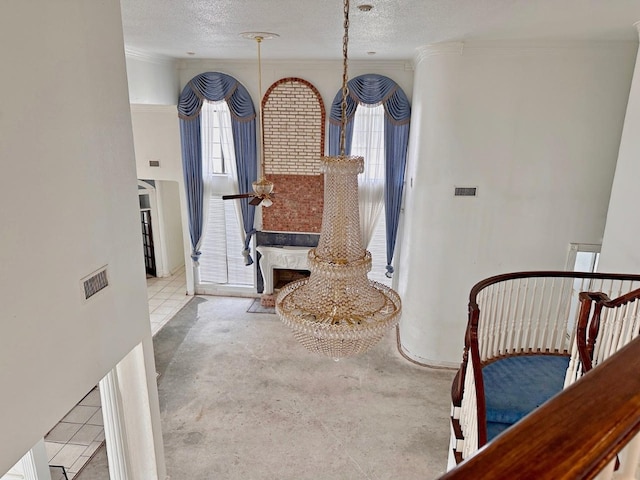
[449, 271, 640, 469]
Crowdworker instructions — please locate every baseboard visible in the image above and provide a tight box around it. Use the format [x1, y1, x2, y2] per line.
[396, 331, 459, 370]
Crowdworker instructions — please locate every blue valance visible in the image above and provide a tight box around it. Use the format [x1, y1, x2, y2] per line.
[178, 72, 258, 266]
[328, 73, 411, 277]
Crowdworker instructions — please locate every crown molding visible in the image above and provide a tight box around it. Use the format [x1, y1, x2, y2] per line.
[461, 40, 637, 58]
[413, 40, 637, 67]
[413, 43, 465, 66]
[125, 48, 176, 66]
[176, 58, 411, 71]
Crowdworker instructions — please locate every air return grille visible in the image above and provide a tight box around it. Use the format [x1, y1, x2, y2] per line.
[83, 268, 109, 300]
[454, 186, 477, 197]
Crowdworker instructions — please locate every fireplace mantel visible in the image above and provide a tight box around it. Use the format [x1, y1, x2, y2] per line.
[256, 246, 311, 295]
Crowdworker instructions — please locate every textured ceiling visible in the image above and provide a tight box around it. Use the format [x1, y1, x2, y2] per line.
[120, 0, 640, 60]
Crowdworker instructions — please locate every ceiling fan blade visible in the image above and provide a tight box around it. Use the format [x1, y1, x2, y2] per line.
[222, 193, 253, 200]
[249, 196, 263, 206]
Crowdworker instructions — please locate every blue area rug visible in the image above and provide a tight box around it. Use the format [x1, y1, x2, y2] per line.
[483, 355, 570, 441]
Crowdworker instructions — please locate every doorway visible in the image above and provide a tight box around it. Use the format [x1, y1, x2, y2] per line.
[140, 209, 156, 276]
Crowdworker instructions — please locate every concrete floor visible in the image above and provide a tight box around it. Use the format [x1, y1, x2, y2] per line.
[77, 295, 455, 480]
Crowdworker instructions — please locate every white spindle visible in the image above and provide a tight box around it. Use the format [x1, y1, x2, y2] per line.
[614, 433, 640, 480]
[519, 278, 538, 351]
[541, 278, 556, 351]
[505, 280, 517, 353]
[595, 458, 616, 480]
[514, 278, 525, 352]
[484, 284, 499, 356]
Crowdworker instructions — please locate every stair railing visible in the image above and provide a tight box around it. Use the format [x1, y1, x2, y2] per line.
[451, 271, 640, 464]
[565, 287, 640, 480]
[442, 335, 640, 480]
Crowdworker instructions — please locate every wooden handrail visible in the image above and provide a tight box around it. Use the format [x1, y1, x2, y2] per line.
[467, 271, 640, 308]
[452, 271, 640, 453]
[576, 288, 640, 372]
[441, 336, 640, 480]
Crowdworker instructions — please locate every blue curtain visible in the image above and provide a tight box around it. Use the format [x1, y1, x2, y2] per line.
[178, 72, 258, 265]
[328, 74, 411, 277]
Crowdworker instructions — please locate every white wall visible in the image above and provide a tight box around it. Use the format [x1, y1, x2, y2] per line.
[599, 29, 640, 272]
[398, 41, 637, 366]
[158, 181, 186, 275]
[126, 53, 179, 105]
[0, 0, 155, 473]
[131, 105, 183, 181]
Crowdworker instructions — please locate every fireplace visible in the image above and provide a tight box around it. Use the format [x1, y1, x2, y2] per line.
[273, 268, 310, 290]
[255, 232, 319, 294]
[255, 245, 312, 295]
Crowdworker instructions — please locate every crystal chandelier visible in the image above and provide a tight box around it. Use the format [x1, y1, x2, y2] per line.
[276, 0, 402, 359]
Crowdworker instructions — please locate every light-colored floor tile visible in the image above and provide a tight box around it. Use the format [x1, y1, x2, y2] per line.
[69, 455, 91, 476]
[69, 424, 103, 446]
[94, 431, 105, 442]
[50, 443, 88, 469]
[46, 422, 83, 443]
[160, 299, 183, 307]
[62, 405, 100, 424]
[79, 389, 101, 407]
[45, 441, 65, 461]
[148, 298, 164, 306]
[150, 313, 167, 323]
[159, 286, 180, 296]
[153, 306, 176, 315]
[82, 441, 103, 458]
[86, 409, 103, 426]
[152, 292, 174, 299]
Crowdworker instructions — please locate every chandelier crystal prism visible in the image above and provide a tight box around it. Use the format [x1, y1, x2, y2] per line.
[276, 0, 402, 359]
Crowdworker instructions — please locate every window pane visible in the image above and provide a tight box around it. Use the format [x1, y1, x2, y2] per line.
[351, 103, 391, 287]
[201, 100, 228, 174]
[199, 197, 254, 286]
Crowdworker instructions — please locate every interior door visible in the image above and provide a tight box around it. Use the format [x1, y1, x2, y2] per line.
[141, 209, 156, 277]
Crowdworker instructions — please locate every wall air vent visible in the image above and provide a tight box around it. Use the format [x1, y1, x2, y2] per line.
[454, 186, 477, 197]
[82, 267, 109, 300]
[149, 160, 160, 167]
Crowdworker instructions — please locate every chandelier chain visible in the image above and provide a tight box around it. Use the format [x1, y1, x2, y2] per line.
[340, 0, 350, 157]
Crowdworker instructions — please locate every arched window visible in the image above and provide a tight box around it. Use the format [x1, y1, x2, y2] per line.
[178, 72, 258, 287]
[329, 74, 411, 280]
[350, 103, 388, 285]
[198, 100, 253, 285]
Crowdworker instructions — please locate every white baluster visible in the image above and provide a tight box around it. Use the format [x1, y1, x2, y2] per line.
[614, 433, 640, 480]
[505, 280, 516, 353]
[595, 458, 616, 480]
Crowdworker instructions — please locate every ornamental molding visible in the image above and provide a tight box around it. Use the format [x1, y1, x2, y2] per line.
[125, 48, 176, 66]
[414, 40, 637, 68]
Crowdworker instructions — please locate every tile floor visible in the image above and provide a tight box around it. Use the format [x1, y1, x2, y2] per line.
[146, 270, 190, 335]
[44, 269, 189, 479]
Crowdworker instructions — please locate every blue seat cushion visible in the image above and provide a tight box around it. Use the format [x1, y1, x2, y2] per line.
[486, 421, 511, 441]
[483, 355, 570, 438]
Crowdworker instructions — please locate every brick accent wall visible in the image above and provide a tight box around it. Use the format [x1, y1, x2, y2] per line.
[262, 174, 324, 232]
[262, 78, 325, 233]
